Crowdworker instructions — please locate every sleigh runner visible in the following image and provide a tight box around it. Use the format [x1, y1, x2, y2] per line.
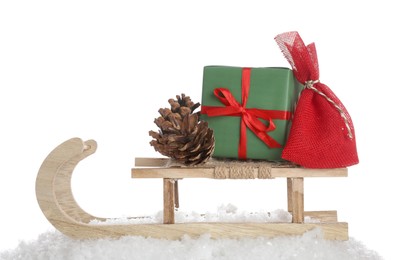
[36, 138, 348, 241]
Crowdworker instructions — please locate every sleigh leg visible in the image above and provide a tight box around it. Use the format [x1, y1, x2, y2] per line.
[287, 177, 304, 223]
[163, 178, 175, 224]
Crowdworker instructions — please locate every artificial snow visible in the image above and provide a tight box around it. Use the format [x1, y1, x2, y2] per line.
[0, 205, 383, 260]
[89, 204, 317, 225]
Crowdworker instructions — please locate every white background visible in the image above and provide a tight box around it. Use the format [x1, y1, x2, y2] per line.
[0, 1, 399, 259]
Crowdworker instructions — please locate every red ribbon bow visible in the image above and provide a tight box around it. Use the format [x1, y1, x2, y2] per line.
[201, 68, 291, 159]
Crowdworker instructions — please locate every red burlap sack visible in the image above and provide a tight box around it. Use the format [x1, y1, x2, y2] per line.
[275, 32, 359, 168]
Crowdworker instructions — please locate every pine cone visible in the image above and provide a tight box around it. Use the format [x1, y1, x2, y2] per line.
[149, 94, 215, 166]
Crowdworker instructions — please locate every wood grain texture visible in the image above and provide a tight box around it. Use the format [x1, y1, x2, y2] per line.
[163, 179, 175, 224]
[134, 158, 348, 178]
[51, 222, 349, 241]
[132, 166, 348, 179]
[304, 211, 338, 223]
[35, 138, 349, 241]
[174, 181, 179, 208]
[288, 178, 304, 223]
[135, 157, 168, 167]
[287, 178, 293, 212]
[36, 138, 105, 226]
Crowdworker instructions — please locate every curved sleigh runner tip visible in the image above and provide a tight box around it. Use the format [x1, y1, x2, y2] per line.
[36, 138, 349, 240]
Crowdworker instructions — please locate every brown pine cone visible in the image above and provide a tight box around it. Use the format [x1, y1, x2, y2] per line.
[149, 94, 214, 166]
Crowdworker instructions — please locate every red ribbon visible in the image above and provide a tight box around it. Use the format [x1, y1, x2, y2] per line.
[201, 68, 291, 159]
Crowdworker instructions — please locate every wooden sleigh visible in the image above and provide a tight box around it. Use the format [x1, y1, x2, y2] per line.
[36, 138, 349, 241]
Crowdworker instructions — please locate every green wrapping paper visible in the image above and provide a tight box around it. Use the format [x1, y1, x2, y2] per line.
[200, 66, 303, 160]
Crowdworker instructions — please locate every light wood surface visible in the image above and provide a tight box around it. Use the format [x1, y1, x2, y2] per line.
[134, 157, 348, 178]
[174, 181, 179, 208]
[135, 157, 169, 167]
[288, 178, 304, 223]
[35, 138, 349, 241]
[36, 138, 105, 225]
[163, 179, 175, 224]
[132, 166, 348, 179]
[287, 178, 293, 213]
[54, 222, 349, 240]
[304, 211, 338, 223]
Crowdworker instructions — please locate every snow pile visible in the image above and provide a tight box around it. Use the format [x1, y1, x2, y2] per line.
[0, 205, 382, 260]
[0, 230, 382, 260]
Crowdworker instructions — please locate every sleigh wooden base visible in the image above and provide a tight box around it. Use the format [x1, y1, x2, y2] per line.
[36, 138, 349, 241]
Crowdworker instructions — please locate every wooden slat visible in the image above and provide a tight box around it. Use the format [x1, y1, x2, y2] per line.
[134, 158, 348, 178]
[174, 181, 179, 208]
[132, 167, 347, 179]
[63, 222, 349, 241]
[163, 179, 175, 224]
[135, 157, 168, 167]
[287, 178, 293, 213]
[272, 167, 347, 177]
[288, 178, 304, 223]
[304, 211, 338, 223]
[133, 168, 214, 178]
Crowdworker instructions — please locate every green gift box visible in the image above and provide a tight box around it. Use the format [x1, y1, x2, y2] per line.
[200, 66, 303, 161]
